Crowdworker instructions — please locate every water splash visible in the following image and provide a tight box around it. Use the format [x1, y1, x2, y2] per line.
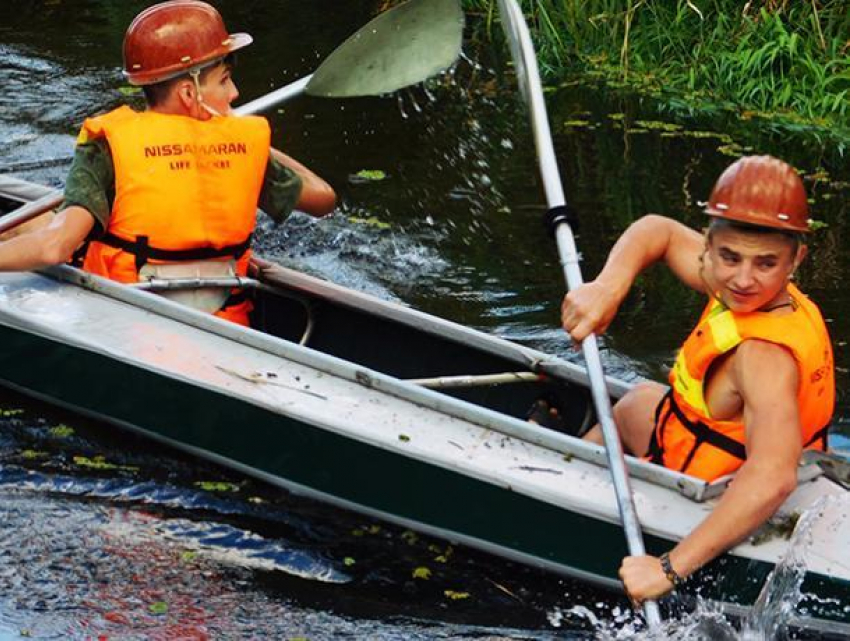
[397, 92, 409, 120]
[591, 493, 850, 640]
[741, 492, 850, 639]
[254, 211, 448, 300]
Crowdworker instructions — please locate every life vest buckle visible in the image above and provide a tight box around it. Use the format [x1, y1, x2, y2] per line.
[139, 259, 238, 314]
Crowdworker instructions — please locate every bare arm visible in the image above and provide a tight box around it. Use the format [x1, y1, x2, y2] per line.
[0, 206, 95, 271]
[621, 340, 802, 601]
[269, 148, 336, 216]
[562, 215, 705, 341]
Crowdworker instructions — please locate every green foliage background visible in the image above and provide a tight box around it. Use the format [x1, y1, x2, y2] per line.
[466, 0, 850, 135]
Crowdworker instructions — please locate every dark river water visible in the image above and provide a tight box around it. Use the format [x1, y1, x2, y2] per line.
[1, 1, 849, 639]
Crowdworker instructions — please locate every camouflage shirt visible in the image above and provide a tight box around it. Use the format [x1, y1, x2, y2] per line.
[63, 138, 303, 235]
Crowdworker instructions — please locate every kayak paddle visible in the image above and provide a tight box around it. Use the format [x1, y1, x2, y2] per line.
[237, 0, 463, 112]
[494, 0, 663, 628]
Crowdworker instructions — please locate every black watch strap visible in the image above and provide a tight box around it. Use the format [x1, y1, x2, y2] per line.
[660, 551, 684, 587]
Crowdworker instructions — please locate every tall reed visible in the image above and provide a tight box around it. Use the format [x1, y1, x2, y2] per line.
[465, 0, 850, 130]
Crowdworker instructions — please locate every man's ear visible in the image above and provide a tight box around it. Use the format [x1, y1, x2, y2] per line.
[793, 244, 808, 272]
[175, 79, 196, 109]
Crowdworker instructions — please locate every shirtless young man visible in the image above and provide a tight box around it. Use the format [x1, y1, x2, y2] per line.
[561, 155, 834, 604]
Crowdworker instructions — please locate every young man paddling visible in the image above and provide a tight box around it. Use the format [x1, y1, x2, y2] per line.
[0, 0, 335, 326]
[560, 155, 834, 604]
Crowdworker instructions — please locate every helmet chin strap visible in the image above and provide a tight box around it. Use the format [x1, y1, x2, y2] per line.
[189, 68, 223, 117]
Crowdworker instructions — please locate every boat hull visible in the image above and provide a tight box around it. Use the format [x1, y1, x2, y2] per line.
[0, 176, 848, 630]
[0, 270, 847, 631]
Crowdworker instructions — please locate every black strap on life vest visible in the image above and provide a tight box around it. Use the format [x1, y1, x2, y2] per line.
[69, 240, 90, 268]
[646, 389, 673, 465]
[650, 389, 831, 474]
[805, 424, 830, 450]
[648, 389, 747, 475]
[98, 232, 253, 273]
[220, 288, 250, 310]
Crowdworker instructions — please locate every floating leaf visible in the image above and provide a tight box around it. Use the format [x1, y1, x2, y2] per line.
[73, 455, 138, 472]
[148, 601, 168, 615]
[73, 455, 117, 470]
[351, 528, 365, 537]
[348, 215, 391, 230]
[118, 86, 142, 96]
[50, 424, 74, 438]
[633, 120, 682, 132]
[401, 530, 418, 545]
[809, 220, 828, 231]
[444, 590, 470, 600]
[412, 566, 432, 580]
[195, 480, 240, 492]
[682, 130, 733, 143]
[367, 524, 381, 535]
[181, 551, 197, 562]
[716, 144, 746, 158]
[806, 170, 830, 182]
[431, 545, 454, 564]
[343, 557, 356, 567]
[563, 119, 591, 127]
[398, 434, 411, 443]
[21, 450, 48, 460]
[0, 408, 24, 417]
[354, 169, 387, 181]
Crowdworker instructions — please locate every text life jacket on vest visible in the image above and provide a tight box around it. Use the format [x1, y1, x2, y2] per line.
[647, 283, 834, 482]
[77, 106, 271, 325]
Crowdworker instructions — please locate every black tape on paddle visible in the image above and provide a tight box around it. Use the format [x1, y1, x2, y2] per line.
[544, 204, 579, 238]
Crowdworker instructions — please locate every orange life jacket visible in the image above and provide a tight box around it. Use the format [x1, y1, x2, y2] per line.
[647, 283, 834, 482]
[78, 106, 271, 325]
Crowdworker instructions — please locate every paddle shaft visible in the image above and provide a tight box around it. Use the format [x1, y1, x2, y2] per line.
[495, 0, 662, 627]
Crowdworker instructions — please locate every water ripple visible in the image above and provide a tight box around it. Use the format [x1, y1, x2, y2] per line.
[0, 466, 349, 584]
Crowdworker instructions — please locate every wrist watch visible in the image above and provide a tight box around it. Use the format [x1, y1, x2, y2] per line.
[659, 551, 684, 587]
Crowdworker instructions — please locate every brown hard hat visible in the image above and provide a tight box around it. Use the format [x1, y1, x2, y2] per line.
[123, 0, 252, 86]
[705, 155, 810, 233]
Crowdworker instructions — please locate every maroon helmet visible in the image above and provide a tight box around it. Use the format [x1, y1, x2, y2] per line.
[123, 0, 252, 86]
[705, 155, 810, 233]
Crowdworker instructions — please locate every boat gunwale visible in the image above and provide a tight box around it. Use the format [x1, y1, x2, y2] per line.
[28, 261, 793, 504]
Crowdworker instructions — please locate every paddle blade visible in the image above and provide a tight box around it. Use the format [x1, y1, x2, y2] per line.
[306, 0, 464, 98]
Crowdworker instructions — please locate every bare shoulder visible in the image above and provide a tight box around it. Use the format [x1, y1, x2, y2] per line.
[732, 339, 799, 399]
[732, 339, 803, 462]
[734, 338, 796, 365]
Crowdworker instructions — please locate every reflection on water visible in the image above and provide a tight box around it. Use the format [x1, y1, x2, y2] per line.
[1, 0, 849, 637]
[0, 393, 617, 639]
[0, 491, 577, 639]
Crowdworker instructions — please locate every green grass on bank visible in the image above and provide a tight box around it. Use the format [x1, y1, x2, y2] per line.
[465, 0, 849, 137]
